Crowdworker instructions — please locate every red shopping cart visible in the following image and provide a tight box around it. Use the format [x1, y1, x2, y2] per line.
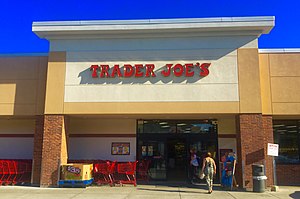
[7, 160, 18, 185]
[137, 160, 151, 182]
[15, 161, 28, 184]
[117, 161, 138, 186]
[2, 160, 12, 185]
[0, 160, 32, 185]
[0, 160, 4, 185]
[94, 161, 116, 186]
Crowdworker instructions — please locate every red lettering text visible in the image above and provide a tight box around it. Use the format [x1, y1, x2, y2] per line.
[100, 65, 110, 77]
[111, 65, 122, 77]
[90, 65, 99, 78]
[145, 64, 156, 77]
[135, 64, 144, 77]
[185, 63, 194, 77]
[199, 63, 211, 77]
[173, 64, 184, 77]
[124, 64, 134, 77]
[161, 64, 173, 77]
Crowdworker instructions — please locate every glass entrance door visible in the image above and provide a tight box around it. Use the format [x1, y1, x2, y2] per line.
[137, 119, 218, 182]
[166, 138, 187, 181]
[139, 140, 167, 180]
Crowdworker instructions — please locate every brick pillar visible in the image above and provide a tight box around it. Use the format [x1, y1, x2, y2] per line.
[262, 116, 274, 186]
[32, 115, 45, 185]
[236, 114, 274, 188]
[32, 115, 68, 187]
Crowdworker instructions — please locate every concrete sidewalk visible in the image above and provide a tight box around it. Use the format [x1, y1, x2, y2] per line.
[0, 184, 299, 199]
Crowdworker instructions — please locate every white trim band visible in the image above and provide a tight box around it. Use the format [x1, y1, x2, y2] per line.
[259, 49, 300, 53]
[32, 16, 275, 39]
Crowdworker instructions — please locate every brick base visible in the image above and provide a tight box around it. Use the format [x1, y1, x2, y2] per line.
[32, 116, 44, 185]
[32, 115, 68, 187]
[276, 164, 300, 185]
[236, 114, 274, 188]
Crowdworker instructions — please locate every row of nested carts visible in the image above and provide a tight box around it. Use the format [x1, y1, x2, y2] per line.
[60, 160, 151, 187]
[0, 160, 32, 185]
[0, 159, 150, 187]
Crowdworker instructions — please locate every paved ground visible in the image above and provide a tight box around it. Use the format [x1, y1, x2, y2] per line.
[0, 184, 299, 199]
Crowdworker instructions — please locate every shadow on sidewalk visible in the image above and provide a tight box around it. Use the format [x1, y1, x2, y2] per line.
[290, 191, 300, 199]
[137, 181, 248, 194]
[137, 187, 208, 194]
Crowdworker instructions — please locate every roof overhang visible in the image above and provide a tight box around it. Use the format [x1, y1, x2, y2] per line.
[32, 16, 275, 40]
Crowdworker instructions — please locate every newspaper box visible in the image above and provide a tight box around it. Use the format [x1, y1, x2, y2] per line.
[61, 164, 93, 181]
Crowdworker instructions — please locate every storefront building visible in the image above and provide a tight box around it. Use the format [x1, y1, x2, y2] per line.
[0, 16, 299, 187]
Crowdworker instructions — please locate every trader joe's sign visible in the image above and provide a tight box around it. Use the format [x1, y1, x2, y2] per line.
[90, 62, 211, 78]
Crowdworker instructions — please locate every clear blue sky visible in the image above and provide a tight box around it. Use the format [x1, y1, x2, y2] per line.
[0, 0, 299, 53]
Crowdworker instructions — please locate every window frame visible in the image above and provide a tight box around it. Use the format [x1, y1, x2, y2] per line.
[273, 120, 300, 165]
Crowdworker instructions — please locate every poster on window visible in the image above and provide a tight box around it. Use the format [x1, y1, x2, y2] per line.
[219, 149, 233, 162]
[142, 146, 147, 156]
[148, 146, 153, 156]
[111, 142, 130, 155]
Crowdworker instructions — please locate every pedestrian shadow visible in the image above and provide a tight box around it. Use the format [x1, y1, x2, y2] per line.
[290, 191, 300, 199]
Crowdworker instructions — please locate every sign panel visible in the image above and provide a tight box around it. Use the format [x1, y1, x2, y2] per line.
[267, 143, 279, 157]
[64, 50, 239, 103]
[111, 142, 130, 155]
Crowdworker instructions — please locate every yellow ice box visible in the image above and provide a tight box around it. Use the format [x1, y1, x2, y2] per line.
[60, 164, 93, 181]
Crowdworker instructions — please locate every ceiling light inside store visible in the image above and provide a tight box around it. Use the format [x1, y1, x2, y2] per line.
[159, 122, 168, 125]
[273, 124, 285, 127]
[161, 125, 170, 128]
[177, 123, 186, 126]
[286, 126, 297, 128]
[277, 130, 287, 132]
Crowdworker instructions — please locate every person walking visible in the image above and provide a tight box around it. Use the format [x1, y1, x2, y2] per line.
[201, 152, 216, 194]
[189, 148, 199, 183]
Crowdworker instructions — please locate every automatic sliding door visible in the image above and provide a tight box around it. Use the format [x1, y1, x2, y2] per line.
[139, 140, 167, 180]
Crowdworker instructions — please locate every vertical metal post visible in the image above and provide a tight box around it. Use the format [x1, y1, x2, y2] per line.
[242, 160, 245, 188]
[263, 159, 267, 188]
[273, 157, 277, 185]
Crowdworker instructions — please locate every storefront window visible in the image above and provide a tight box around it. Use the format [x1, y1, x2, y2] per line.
[273, 120, 300, 164]
[139, 120, 217, 134]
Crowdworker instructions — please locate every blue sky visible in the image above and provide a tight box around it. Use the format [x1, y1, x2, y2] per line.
[0, 0, 299, 53]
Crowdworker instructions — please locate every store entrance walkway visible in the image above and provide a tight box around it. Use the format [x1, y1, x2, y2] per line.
[0, 185, 299, 199]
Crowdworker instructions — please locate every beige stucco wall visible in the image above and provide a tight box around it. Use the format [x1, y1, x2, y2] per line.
[259, 53, 300, 115]
[0, 118, 34, 159]
[218, 118, 236, 134]
[69, 118, 136, 134]
[1, 51, 299, 118]
[237, 49, 262, 113]
[44, 52, 66, 114]
[0, 119, 34, 134]
[0, 56, 48, 115]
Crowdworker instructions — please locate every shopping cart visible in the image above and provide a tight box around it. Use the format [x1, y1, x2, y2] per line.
[0, 160, 4, 185]
[15, 161, 29, 184]
[137, 160, 151, 182]
[0, 160, 32, 185]
[94, 161, 116, 186]
[117, 161, 138, 186]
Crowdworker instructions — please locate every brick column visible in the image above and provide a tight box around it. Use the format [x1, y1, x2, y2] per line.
[32, 115, 68, 187]
[262, 116, 274, 187]
[32, 115, 45, 185]
[236, 114, 274, 188]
